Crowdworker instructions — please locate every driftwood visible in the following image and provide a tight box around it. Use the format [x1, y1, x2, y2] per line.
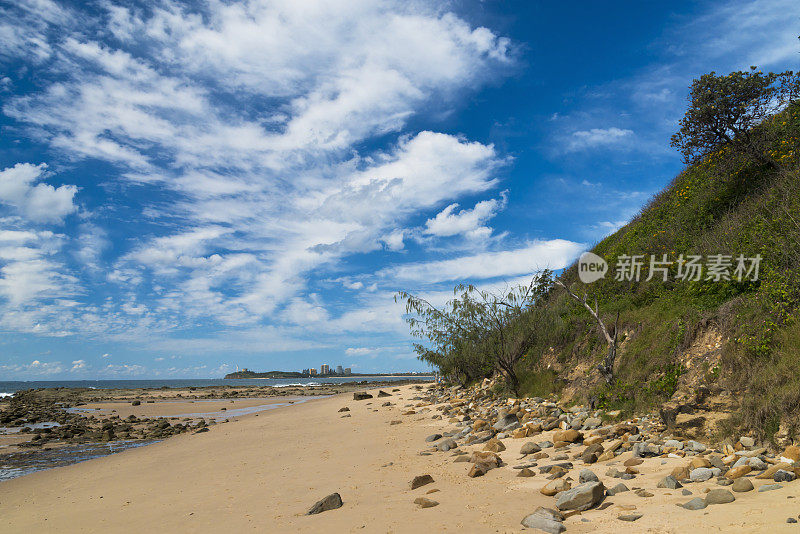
[555, 280, 619, 383]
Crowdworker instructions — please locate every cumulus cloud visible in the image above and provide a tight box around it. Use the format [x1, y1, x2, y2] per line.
[0, 163, 77, 223]
[424, 192, 507, 239]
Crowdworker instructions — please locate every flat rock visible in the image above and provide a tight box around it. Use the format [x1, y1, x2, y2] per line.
[410, 474, 435, 490]
[758, 483, 783, 492]
[307, 493, 343, 515]
[618, 514, 643, 522]
[413, 497, 438, 508]
[680, 497, 707, 510]
[541, 479, 571, 496]
[606, 482, 629, 496]
[521, 507, 565, 533]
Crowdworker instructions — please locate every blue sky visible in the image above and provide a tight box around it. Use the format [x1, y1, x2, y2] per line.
[0, 0, 797, 379]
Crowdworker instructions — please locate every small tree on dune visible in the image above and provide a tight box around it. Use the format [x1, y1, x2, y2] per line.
[396, 270, 553, 395]
[670, 68, 799, 169]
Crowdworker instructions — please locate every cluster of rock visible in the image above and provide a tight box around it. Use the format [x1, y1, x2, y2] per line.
[392, 382, 800, 531]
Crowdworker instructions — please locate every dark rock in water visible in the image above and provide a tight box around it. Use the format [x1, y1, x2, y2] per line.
[410, 474, 434, 490]
[353, 392, 373, 401]
[307, 493, 343, 515]
[338, 407, 350, 412]
[131, 400, 141, 406]
[377, 390, 392, 397]
[413, 497, 438, 508]
[520, 507, 565, 533]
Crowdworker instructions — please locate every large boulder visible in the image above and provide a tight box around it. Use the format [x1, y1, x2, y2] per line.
[307, 493, 343, 515]
[704, 489, 735, 505]
[353, 392, 373, 401]
[553, 429, 582, 443]
[555, 481, 605, 511]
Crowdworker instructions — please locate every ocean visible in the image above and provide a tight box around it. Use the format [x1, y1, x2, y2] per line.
[0, 375, 432, 396]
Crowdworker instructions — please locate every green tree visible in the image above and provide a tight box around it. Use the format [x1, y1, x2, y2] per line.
[670, 68, 798, 169]
[397, 270, 553, 395]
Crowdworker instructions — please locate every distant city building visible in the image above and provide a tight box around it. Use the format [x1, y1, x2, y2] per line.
[321, 364, 330, 375]
[302, 369, 310, 375]
[336, 365, 344, 375]
[309, 368, 317, 376]
[344, 368, 352, 375]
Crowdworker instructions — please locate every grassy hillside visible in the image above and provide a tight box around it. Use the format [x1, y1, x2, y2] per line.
[516, 102, 800, 439]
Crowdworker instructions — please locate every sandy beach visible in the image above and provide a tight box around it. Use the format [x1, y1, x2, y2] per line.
[1, 384, 798, 533]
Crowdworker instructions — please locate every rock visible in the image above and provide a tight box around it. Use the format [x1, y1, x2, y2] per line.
[553, 429, 582, 443]
[410, 474, 434, 490]
[671, 465, 690, 481]
[582, 443, 604, 463]
[493, 413, 519, 431]
[623, 458, 643, 467]
[690, 457, 712, 469]
[686, 440, 707, 453]
[517, 468, 535, 477]
[657, 475, 682, 489]
[483, 438, 506, 452]
[732, 478, 754, 492]
[520, 442, 541, 455]
[555, 481, 605, 511]
[681, 489, 692, 496]
[704, 489, 735, 505]
[540, 479, 571, 496]
[758, 483, 783, 492]
[748, 457, 768, 471]
[579, 469, 599, 483]
[635, 489, 654, 497]
[131, 400, 141, 406]
[307, 493, 343, 515]
[716, 478, 733, 486]
[468, 464, 488, 478]
[680, 497, 707, 510]
[338, 407, 350, 412]
[377, 390, 392, 397]
[353, 392, 373, 401]
[756, 462, 791, 479]
[740, 437, 755, 448]
[782, 445, 800, 462]
[789, 518, 798, 524]
[437, 438, 458, 452]
[690, 467, 714, 482]
[606, 483, 629, 496]
[725, 465, 752, 479]
[618, 514, 643, 522]
[664, 439, 683, 449]
[413, 497, 438, 508]
[520, 507, 566, 533]
[583, 417, 602, 429]
[425, 434, 442, 442]
[774, 469, 796, 483]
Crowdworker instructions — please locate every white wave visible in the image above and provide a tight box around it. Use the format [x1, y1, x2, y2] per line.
[273, 382, 321, 387]
[0, 393, 14, 398]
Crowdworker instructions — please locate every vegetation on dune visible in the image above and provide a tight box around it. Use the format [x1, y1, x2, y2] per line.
[400, 68, 800, 440]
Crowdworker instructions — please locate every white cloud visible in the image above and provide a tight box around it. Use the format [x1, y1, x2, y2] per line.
[0, 163, 77, 223]
[424, 192, 507, 239]
[71, 359, 87, 370]
[566, 128, 634, 152]
[382, 239, 584, 284]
